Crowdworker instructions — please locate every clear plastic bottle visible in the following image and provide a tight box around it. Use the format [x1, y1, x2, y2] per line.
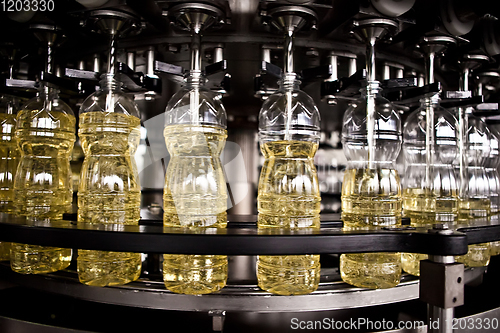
[163, 71, 228, 295]
[456, 110, 491, 267]
[486, 125, 500, 256]
[340, 81, 402, 289]
[0, 95, 19, 260]
[401, 95, 458, 276]
[76, 75, 142, 286]
[257, 73, 321, 295]
[11, 84, 75, 274]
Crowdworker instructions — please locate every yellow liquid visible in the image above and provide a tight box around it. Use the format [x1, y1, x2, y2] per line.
[0, 112, 19, 261]
[456, 243, 491, 267]
[459, 198, 491, 220]
[490, 241, 500, 256]
[163, 124, 228, 295]
[456, 199, 491, 267]
[257, 140, 321, 295]
[77, 112, 142, 287]
[11, 109, 75, 274]
[0, 113, 20, 212]
[340, 168, 402, 289]
[401, 188, 458, 276]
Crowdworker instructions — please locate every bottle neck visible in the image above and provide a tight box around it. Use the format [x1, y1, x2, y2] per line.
[2, 96, 16, 115]
[361, 80, 381, 96]
[99, 74, 122, 92]
[279, 73, 300, 91]
[420, 93, 441, 108]
[185, 70, 204, 88]
[37, 83, 60, 99]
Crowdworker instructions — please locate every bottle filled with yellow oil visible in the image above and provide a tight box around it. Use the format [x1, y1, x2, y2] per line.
[485, 124, 500, 256]
[76, 71, 143, 286]
[340, 81, 402, 289]
[257, 73, 321, 295]
[401, 94, 458, 276]
[0, 95, 20, 260]
[455, 112, 491, 267]
[163, 71, 228, 295]
[0, 95, 19, 213]
[12, 85, 75, 274]
[456, 199, 491, 267]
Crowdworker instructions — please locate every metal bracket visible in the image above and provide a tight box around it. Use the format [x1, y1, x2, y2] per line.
[117, 62, 162, 94]
[383, 82, 441, 105]
[320, 69, 366, 101]
[420, 260, 464, 308]
[64, 68, 99, 81]
[300, 64, 333, 85]
[208, 310, 226, 332]
[254, 61, 283, 98]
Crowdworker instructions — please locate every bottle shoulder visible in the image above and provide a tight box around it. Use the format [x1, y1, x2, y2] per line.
[80, 89, 140, 118]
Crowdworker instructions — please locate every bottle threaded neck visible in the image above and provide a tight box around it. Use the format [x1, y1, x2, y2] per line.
[185, 70, 204, 87]
[363, 80, 381, 95]
[279, 73, 300, 91]
[99, 74, 122, 91]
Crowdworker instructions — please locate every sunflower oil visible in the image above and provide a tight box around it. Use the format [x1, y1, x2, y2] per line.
[0, 100, 20, 260]
[0, 112, 19, 213]
[77, 112, 142, 286]
[257, 140, 321, 295]
[456, 198, 491, 267]
[12, 107, 75, 274]
[401, 188, 458, 276]
[340, 168, 402, 289]
[163, 124, 228, 295]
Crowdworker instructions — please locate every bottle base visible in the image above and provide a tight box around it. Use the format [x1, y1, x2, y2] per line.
[456, 244, 491, 267]
[401, 253, 428, 276]
[340, 253, 402, 289]
[257, 255, 320, 295]
[77, 250, 142, 287]
[163, 254, 227, 295]
[10, 243, 72, 274]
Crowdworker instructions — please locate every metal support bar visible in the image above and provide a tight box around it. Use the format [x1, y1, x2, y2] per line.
[93, 53, 101, 73]
[127, 51, 136, 71]
[208, 310, 226, 332]
[213, 46, 224, 63]
[328, 53, 338, 81]
[420, 224, 465, 333]
[348, 57, 357, 76]
[146, 47, 156, 77]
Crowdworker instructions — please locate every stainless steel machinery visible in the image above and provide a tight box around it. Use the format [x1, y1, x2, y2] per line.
[1, 1, 500, 332]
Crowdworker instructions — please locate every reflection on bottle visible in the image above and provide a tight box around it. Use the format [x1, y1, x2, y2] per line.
[257, 214, 320, 296]
[340, 168, 402, 289]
